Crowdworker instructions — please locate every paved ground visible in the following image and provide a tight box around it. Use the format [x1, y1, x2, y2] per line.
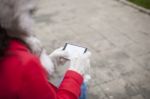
[34, 0, 150, 99]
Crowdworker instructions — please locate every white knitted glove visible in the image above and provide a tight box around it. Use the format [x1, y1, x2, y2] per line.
[40, 48, 68, 77]
[49, 47, 69, 67]
[40, 50, 54, 75]
[68, 51, 91, 76]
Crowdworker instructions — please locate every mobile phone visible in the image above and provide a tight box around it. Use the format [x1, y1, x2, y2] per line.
[63, 43, 87, 58]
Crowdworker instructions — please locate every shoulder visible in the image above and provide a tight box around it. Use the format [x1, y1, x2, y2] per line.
[3, 39, 48, 76]
[3, 49, 47, 79]
[2, 39, 45, 76]
[5, 39, 41, 66]
[5, 49, 40, 67]
[2, 50, 42, 75]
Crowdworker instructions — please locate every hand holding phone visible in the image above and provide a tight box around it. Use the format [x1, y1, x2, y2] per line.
[63, 43, 91, 83]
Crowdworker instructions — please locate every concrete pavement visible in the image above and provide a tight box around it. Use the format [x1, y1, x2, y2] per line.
[34, 0, 150, 98]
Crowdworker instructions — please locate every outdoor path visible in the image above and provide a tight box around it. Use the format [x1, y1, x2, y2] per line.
[34, 0, 150, 99]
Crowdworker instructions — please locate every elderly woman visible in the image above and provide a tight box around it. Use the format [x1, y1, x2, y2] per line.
[0, 0, 91, 99]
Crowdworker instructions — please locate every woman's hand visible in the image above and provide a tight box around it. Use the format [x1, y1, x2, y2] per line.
[49, 47, 69, 67]
[68, 51, 91, 76]
[40, 48, 69, 76]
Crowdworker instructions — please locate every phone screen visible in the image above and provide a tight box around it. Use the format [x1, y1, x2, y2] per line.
[63, 43, 87, 58]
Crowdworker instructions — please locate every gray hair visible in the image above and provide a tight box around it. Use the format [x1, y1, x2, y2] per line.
[0, 0, 54, 75]
[0, 0, 38, 35]
[0, 0, 45, 58]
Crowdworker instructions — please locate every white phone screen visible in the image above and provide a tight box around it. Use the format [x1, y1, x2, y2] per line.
[63, 43, 87, 58]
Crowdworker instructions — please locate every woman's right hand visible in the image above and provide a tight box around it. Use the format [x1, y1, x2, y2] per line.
[68, 51, 91, 76]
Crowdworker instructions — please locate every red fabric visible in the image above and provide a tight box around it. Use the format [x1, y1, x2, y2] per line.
[0, 39, 83, 99]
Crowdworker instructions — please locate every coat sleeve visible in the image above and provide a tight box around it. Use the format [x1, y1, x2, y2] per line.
[19, 57, 83, 99]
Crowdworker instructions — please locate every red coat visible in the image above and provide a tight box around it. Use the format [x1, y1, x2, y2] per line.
[0, 39, 83, 99]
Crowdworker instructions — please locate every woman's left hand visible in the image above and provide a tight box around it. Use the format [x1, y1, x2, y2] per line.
[49, 47, 69, 67]
[40, 48, 69, 76]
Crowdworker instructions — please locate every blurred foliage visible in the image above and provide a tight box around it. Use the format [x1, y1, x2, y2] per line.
[128, 0, 150, 9]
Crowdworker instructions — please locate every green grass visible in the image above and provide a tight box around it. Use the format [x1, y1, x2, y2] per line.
[128, 0, 150, 9]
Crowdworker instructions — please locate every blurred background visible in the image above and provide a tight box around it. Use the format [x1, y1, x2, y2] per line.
[34, 0, 150, 99]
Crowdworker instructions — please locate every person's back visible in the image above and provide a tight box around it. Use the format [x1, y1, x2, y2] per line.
[0, 39, 91, 99]
[0, 39, 25, 98]
[0, 0, 91, 98]
[0, 39, 48, 98]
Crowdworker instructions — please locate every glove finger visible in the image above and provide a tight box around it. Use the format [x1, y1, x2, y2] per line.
[58, 50, 69, 59]
[50, 47, 63, 56]
[50, 47, 69, 58]
[56, 47, 69, 58]
[83, 51, 91, 59]
[55, 47, 64, 51]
